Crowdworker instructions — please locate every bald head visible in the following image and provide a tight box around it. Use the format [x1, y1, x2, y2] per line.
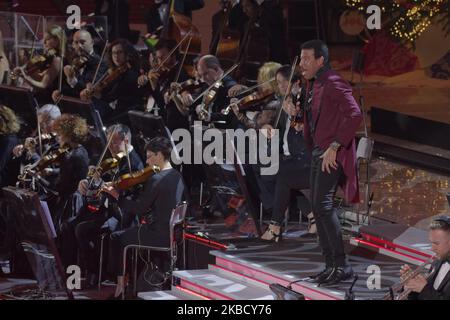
[72, 29, 94, 55]
[197, 55, 223, 85]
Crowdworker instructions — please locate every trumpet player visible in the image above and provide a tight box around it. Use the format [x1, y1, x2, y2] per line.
[401, 215, 450, 300]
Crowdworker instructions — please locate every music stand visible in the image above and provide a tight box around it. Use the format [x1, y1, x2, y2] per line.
[0, 84, 38, 136]
[2, 186, 73, 299]
[127, 110, 171, 159]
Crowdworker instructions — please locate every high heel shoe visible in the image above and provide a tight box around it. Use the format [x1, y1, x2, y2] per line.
[307, 212, 317, 234]
[261, 222, 282, 242]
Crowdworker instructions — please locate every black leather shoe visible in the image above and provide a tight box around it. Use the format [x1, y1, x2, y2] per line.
[309, 267, 334, 283]
[319, 267, 354, 286]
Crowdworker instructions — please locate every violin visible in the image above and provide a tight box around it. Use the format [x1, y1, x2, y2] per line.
[84, 62, 131, 99]
[113, 165, 161, 191]
[11, 49, 57, 80]
[288, 80, 304, 128]
[170, 79, 204, 116]
[88, 152, 125, 177]
[198, 81, 222, 121]
[18, 146, 70, 181]
[222, 90, 275, 115]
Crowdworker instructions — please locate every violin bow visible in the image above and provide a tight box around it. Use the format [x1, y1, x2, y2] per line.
[274, 55, 298, 129]
[231, 76, 275, 97]
[35, 106, 43, 156]
[92, 40, 109, 86]
[192, 63, 239, 105]
[29, 16, 42, 60]
[88, 124, 118, 188]
[153, 30, 192, 73]
[174, 35, 192, 84]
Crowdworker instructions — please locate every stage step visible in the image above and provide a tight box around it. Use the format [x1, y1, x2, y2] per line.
[211, 251, 343, 300]
[173, 269, 275, 300]
[137, 286, 205, 300]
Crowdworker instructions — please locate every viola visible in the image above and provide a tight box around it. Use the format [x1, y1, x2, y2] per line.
[198, 81, 222, 120]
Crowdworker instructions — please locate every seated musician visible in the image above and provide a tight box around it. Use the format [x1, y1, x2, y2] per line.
[260, 64, 313, 241]
[0, 105, 20, 188]
[72, 124, 143, 287]
[80, 39, 142, 125]
[50, 114, 89, 227]
[52, 29, 108, 102]
[13, 25, 65, 105]
[138, 38, 190, 131]
[103, 136, 186, 299]
[178, 54, 241, 128]
[12, 104, 61, 166]
[401, 216, 450, 300]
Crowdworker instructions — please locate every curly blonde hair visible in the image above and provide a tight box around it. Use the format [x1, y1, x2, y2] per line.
[257, 62, 282, 95]
[0, 105, 21, 135]
[52, 114, 88, 144]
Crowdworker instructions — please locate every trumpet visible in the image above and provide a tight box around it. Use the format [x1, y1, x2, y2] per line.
[383, 256, 435, 300]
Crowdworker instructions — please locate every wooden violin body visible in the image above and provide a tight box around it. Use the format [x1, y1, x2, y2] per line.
[114, 165, 161, 191]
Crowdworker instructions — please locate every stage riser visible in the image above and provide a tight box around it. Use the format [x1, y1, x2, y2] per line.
[371, 107, 450, 151]
[213, 257, 341, 300]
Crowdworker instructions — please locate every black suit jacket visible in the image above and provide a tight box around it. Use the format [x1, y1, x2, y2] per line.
[119, 168, 186, 246]
[409, 260, 450, 300]
[62, 53, 108, 98]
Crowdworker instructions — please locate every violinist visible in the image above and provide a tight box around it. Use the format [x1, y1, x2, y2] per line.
[80, 39, 142, 124]
[13, 104, 61, 184]
[178, 54, 240, 128]
[73, 124, 143, 287]
[0, 105, 20, 188]
[50, 114, 89, 226]
[230, 61, 280, 130]
[52, 29, 108, 102]
[105, 136, 186, 299]
[260, 64, 312, 242]
[13, 25, 66, 105]
[138, 38, 190, 131]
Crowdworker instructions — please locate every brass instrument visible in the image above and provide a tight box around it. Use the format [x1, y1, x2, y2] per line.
[383, 256, 435, 300]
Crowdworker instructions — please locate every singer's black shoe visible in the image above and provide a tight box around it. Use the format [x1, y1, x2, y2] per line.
[309, 267, 334, 283]
[319, 267, 354, 286]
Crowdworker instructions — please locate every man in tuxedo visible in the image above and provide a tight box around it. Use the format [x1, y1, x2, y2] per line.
[403, 216, 450, 300]
[52, 29, 108, 102]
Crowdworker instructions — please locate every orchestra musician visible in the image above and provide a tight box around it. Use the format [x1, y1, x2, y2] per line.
[402, 216, 450, 300]
[177, 54, 241, 128]
[72, 124, 144, 287]
[12, 25, 66, 105]
[104, 136, 187, 299]
[260, 64, 313, 241]
[80, 38, 143, 125]
[138, 38, 191, 131]
[0, 105, 20, 188]
[52, 29, 108, 102]
[12, 104, 61, 166]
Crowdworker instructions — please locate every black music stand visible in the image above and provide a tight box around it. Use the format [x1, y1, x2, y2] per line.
[127, 110, 171, 160]
[0, 84, 38, 136]
[2, 186, 73, 299]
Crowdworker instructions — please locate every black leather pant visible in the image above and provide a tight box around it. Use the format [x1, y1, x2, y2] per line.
[310, 153, 349, 269]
